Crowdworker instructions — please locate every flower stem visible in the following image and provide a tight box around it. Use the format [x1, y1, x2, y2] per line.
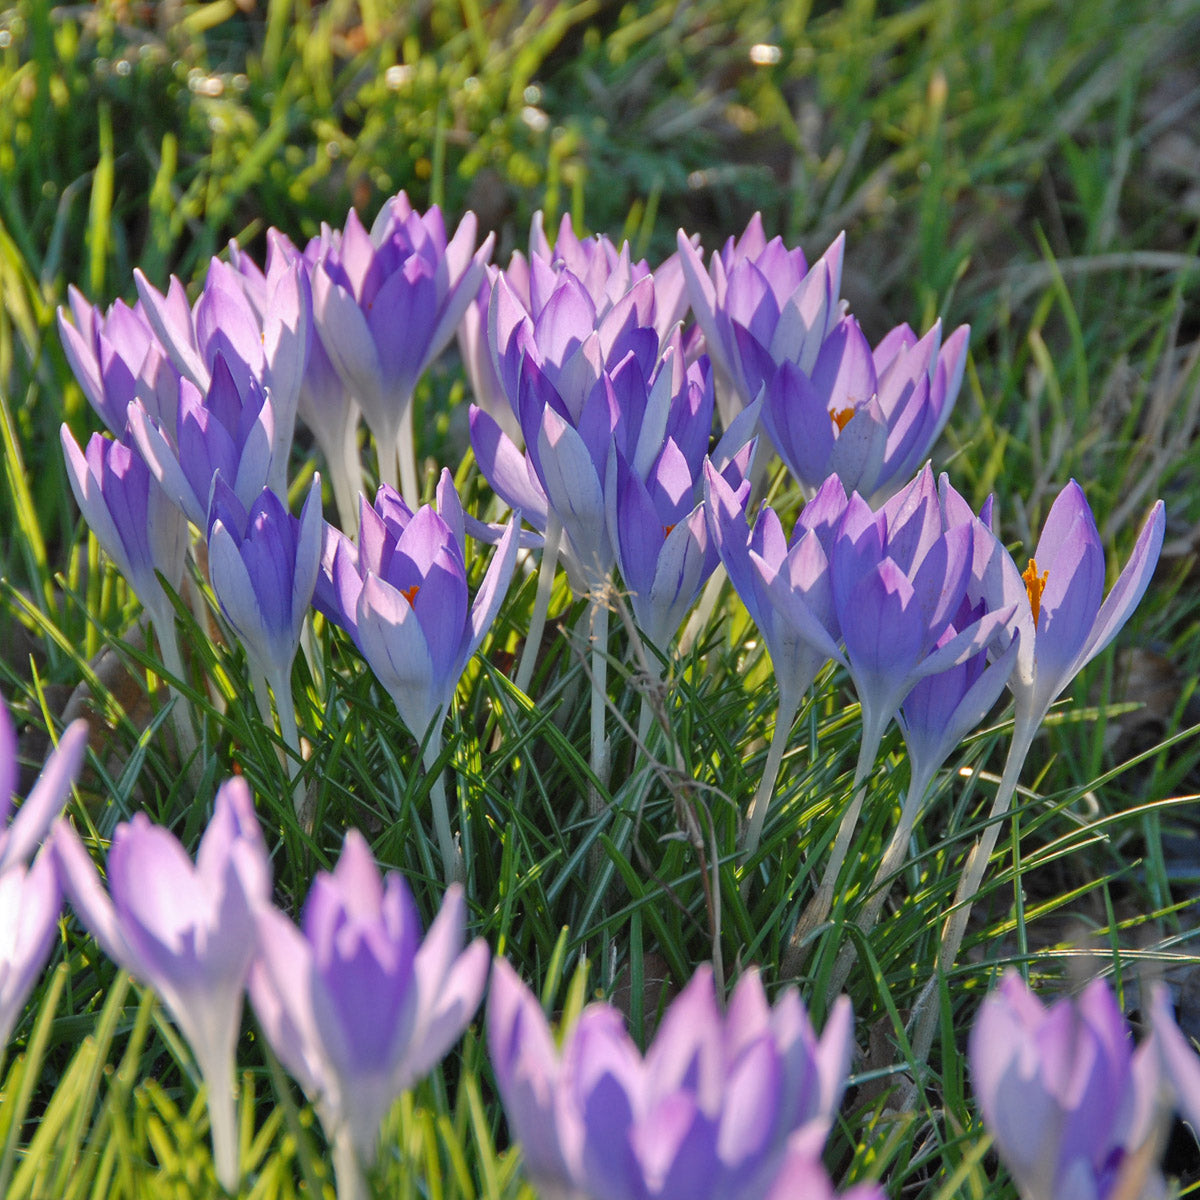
[268, 665, 306, 818]
[330, 1125, 368, 1200]
[422, 731, 464, 884]
[201, 1049, 240, 1195]
[741, 685, 802, 865]
[786, 706, 888, 967]
[329, 421, 363, 535]
[397, 396, 419, 510]
[827, 758, 938, 996]
[514, 513, 561, 695]
[153, 612, 201, 777]
[905, 722, 1037, 1074]
[589, 593, 611, 798]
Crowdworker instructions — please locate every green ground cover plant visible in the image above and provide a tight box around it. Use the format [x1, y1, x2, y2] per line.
[2, 0, 1200, 1196]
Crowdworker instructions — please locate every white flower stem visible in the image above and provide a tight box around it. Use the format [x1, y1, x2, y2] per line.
[153, 612, 201, 776]
[329, 423, 363, 535]
[514, 513, 561, 695]
[906, 721, 1037, 1073]
[827, 758, 939, 996]
[201, 1049, 240, 1195]
[330, 1125, 368, 1200]
[741, 685, 802, 864]
[677, 564, 726, 657]
[397, 397, 419, 510]
[268, 664, 306, 817]
[588, 593, 611, 801]
[422, 730, 464, 884]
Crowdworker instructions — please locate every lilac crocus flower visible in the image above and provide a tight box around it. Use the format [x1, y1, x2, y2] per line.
[248, 829, 487, 1180]
[747, 316, 969, 503]
[489, 958, 854, 1200]
[60, 425, 189, 643]
[53, 777, 271, 1192]
[311, 194, 493, 505]
[677, 214, 846, 424]
[0, 697, 87, 1048]
[318, 469, 519, 742]
[207, 475, 323, 698]
[982, 480, 1166, 752]
[128, 352, 276, 529]
[969, 971, 1166, 1200]
[134, 254, 308, 493]
[57, 287, 181, 437]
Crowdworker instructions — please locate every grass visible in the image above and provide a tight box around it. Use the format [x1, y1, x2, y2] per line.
[2, 0, 1200, 1196]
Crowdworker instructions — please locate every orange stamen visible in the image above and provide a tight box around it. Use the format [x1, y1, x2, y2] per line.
[1022, 558, 1048, 628]
[663, 523, 676, 538]
[830, 406, 856, 433]
[400, 583, 420, 606]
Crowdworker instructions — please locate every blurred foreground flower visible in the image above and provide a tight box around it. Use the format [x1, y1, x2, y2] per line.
[0, 697, 87, 1047]
[489, 959, 856, 1200]
[53, 778, 271, 1192]
[249, 830, 487, 1197]
[970, 971, 1177, 1200]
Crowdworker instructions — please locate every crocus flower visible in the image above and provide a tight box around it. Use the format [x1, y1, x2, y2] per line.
[677, 214, 845, 424]
[134, 254, 307, 494]
[207, 475, 323, 698]
[969, 971, 1167, 1200]
[980, 480, 1166, 752]
[57, 287, 181, 437]
[60, 425, 189, 642]
[128, 352, 276, 529]
[1149, 983, 1200, 1134]
[317, 469, 519, 742]
[53, 777, 271, 1192]
[248, 830, 488, 1173]
[0, 697, 87, 1048]
[311, 193, 493, 504]
[746, 316, 969, 503]
[488, 958, 854, 1200]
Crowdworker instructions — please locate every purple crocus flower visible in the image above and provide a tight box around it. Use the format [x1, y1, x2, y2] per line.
[248, 829, 487, 1173]
[134, 254, 308, 493]
[128, 352, 275, 529]
[762, 1155, 887, 1200]
[969, 971, 1166, 1200]
[0, 697, 87, 1048]
[746, 315, 969, 503]
[489, 958, 854, 1200]
[60, 425, 189, 641]
[980, 480, 1166, 752]
[1149, 983, 1200, 1135]
[230, 230, 364, 530]
[207, 475, 323, 696]
[677, 214, 846, 425]
[310, 194, 493, 505]
[57, 287, 181, 437]
[318, 469, 519, 742]
[53, 777, 271, 1191]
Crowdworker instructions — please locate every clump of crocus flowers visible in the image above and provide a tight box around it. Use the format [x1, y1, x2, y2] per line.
[44, 192, 1185, 1199]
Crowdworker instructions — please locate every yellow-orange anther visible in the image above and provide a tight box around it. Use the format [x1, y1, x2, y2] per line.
[663, 523, 676, 538]
[400, 583, 420, 606]
[1022, 558, 1048, 628]
[830, 406, 856, 433]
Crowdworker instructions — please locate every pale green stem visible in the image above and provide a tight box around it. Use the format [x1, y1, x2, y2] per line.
[514, 512, 561, 695]
[330, 1125, 368, 1200]
[741, 685, 802, 864]
[422, 729, 463, 884]
[397, 397, 419, 510]
[906, 721, 1038, 1074]
[790, 705, 889, 954]
[589, 594, 611, 802]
